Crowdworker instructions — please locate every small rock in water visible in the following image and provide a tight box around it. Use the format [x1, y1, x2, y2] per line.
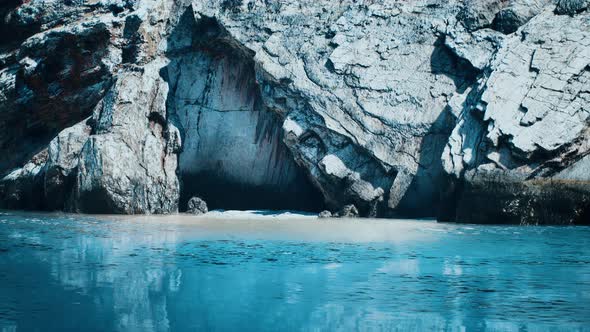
[318, 210, 332, 218]
[187, 197, 208, 215]
[335, 204, 359, 218]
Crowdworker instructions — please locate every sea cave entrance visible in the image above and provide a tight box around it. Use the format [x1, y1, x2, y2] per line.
[164, 10, 324, 212]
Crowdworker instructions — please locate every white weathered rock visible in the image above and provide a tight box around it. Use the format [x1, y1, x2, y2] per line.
[72, 59, 180, 214]
[441, 8, 590, 224]
[555, 154, 590, 181]
[444, 26, 505, 70]
[44, 119, 92, 210]
[0, 0, 588, 223]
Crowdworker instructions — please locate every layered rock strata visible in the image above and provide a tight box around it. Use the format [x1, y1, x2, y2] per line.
[0, 0, 588, 224]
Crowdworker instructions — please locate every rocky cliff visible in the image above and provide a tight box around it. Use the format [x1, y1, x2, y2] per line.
[0, 0, 588, 224]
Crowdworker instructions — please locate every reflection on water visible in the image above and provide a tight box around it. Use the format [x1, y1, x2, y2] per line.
[0, 211, 590, 331]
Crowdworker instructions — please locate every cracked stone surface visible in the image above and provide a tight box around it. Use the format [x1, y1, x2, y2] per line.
[441, 7, 590, 224]
[0, 0, 589, 223]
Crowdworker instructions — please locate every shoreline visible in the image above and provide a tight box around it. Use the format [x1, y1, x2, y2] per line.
[0, 209, 447, 243]
[3, 209, 587, 245]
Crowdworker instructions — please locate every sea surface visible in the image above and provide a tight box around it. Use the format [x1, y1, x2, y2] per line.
[0, 211, 589, 331]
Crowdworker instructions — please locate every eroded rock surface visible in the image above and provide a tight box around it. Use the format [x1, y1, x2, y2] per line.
[164, 10, 323, 211]
[73, 59, 181, 214]
[442, 7, 590, 224]
[0, 0, 588, 223]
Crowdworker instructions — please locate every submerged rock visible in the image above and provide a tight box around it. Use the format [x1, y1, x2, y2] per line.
[318, 210, 332, 219]
[187, 197, 208, 215]
[71, 60, 181, 214]
[492, 0, 552, 34]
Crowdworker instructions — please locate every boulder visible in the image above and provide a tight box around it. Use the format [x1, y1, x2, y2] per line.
[187, 197, 208, 215]
[335, 204, 359, 218]
[71, 61, 181, 214]
[555, 0, 590, 15]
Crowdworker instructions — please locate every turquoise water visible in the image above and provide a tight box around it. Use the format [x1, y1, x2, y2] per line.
[0, 212, 589, 331]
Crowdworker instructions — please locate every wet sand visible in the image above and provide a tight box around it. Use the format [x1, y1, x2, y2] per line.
[2, 209, 447, 243]
[108, 210, 447, 243]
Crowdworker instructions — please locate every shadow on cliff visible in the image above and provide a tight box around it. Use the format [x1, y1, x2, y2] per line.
[430, 35, 480, 93]
[1, 21, 113, 176]
[392, 109, 456, 218]
[159, 7, 325, 213]
[391, 37, 480, 218]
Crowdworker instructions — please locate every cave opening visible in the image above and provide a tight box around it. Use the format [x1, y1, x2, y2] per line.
[165, 8, 325, 213]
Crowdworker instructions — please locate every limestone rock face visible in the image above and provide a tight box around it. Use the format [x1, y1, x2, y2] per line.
[164, 10, 322, 211]
[441, 8, 590, 224]
[203, 1, 475, 216]
[72, 60, 181, 214]
[0, 0, 588, 223]
[0, 0, 183, 214]
[44, 119, 92, 210]
[0, 11, 116, 173]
